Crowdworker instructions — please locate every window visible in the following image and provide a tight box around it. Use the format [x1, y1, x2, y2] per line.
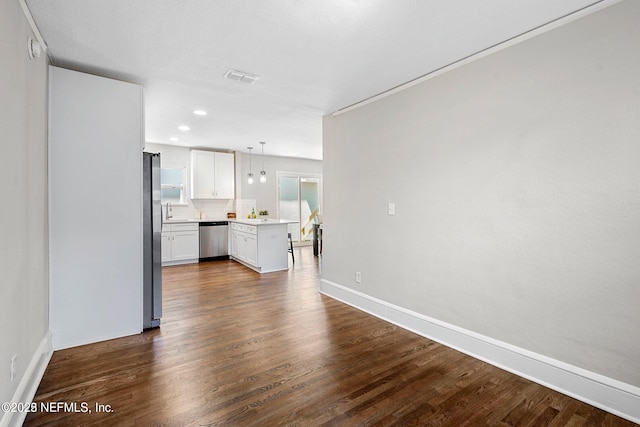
[160, 167, 186, 205]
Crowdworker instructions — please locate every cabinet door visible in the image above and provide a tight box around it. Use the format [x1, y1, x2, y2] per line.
[161, 233, 172, 263]
[190, 150, 215, 199]
[238, 233, 258, 267]
[236, 231, 247, 262]
[244, 233, 258, 266]
[230, 229, 238, 257]
[171, 231, 199, 261]
[214, 152, 235, 199]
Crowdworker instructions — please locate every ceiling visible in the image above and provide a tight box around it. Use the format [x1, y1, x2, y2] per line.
[26, 0, 607, 160]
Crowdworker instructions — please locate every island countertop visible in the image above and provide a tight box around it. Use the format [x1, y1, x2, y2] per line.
[163, 218, 296, 225]
[230, 218, 297, 226]
[163, 218, 224, 223]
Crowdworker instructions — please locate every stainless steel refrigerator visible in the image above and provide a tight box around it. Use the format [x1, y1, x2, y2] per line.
[143, 152, 162, 329]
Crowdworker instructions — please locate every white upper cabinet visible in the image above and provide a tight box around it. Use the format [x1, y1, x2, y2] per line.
[214, 151, 235, 199]
[191, 150, 215, 199]
[190, 150, 235, 199]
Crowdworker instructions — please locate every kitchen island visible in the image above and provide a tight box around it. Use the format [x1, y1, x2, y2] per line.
[230, 219, 293, 273]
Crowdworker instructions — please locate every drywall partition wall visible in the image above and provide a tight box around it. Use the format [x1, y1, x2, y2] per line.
[49, 67, 143, 350]
[322, 0, 639, 420]
[0, 0, 51, 425]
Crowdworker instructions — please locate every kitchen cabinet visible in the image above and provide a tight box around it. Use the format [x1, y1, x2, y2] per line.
[190, 150, 234, 199]
[233, 223, 258, 266]
[162, 222, 199, 265]
[230, 221, 289, 273]
[230, 226, 238, 258]
[161, 232, 172, 263]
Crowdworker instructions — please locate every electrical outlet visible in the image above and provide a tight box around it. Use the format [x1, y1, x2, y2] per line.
[355, 272, 362, 283]
[10, 355, 17, 382]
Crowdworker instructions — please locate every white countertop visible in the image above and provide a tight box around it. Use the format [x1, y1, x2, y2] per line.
[163, 218, 296, 225]
[230, 218, 296, 226]
[163, 218, 216, 223]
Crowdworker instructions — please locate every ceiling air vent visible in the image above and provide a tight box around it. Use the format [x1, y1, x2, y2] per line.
[224, 69, 260, 84]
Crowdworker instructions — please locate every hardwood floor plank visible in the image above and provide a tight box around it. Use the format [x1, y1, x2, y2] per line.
[24, 247, 637, 426]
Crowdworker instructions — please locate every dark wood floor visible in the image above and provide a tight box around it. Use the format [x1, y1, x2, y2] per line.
[26, 247, 636, 426]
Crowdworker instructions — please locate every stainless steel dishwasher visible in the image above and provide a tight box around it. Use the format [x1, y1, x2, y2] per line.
[199, 221, 229, 261]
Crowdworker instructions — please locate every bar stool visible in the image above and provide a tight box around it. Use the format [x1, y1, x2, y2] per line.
[288, 232, 295, 263]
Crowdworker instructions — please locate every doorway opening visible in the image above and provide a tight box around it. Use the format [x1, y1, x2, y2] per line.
[277, 172, 322, 244]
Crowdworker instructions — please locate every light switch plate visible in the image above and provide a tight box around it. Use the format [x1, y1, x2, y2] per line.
[10, 355, 17, 382]
[388, 203, 396, 215]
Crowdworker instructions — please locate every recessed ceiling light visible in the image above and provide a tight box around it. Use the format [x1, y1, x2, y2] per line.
[169, 137, 179, 142]
[193, 110, 207, 116]
[178, 125, 190, 131]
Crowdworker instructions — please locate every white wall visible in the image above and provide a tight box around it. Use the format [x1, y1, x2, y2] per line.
[49, 67, 143, 350]
[323, 0, 639, 417]
[236, 151, 322, 218]
[0, 0, 50, 420]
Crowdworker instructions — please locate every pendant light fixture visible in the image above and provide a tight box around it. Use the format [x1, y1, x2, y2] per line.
[247, 147, 254, 184]
[259, 141, 267, 184]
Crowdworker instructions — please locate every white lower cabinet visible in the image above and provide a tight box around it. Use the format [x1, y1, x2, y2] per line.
[162, 222, 199, 265]
[230, 222, 288, 273]
[161, 232, 172, 263]
[231, 223, 257, 266]
[238, 230, 258, 266]
[230, 227, 238, 258]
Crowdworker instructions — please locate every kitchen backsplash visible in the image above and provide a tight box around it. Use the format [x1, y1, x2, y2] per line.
[166, 199, 233, 220]
[167, 199, 257, 221]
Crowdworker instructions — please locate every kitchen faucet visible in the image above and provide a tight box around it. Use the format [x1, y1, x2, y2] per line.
[165, 202, 173, 220]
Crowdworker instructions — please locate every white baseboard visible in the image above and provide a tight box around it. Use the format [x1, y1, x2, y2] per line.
[0, 331, 53, 427]
[320, 279, 640, 424]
